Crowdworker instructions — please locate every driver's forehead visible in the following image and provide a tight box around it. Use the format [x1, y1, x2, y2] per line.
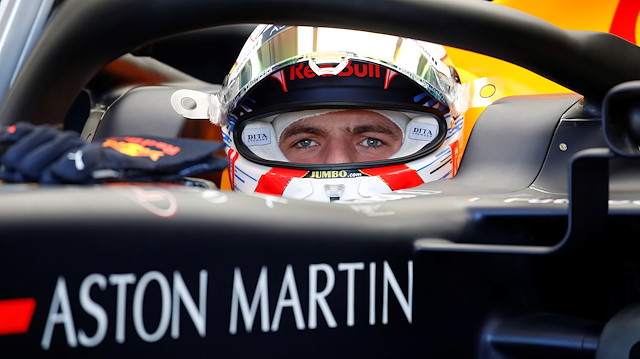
[292, 110, 399, 131]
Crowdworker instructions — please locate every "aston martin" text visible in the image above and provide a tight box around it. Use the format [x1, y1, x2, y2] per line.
[40, 260, 412, 349]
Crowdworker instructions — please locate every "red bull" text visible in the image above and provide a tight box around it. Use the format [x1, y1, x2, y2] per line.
[289, 61, 381, 80]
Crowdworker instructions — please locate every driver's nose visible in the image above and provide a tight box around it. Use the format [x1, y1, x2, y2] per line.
[323, 138, 356, 164]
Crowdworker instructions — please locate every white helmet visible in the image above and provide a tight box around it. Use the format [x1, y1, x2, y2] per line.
[175, 25, 470, 202]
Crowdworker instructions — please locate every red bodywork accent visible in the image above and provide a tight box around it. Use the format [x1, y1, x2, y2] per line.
[449, 140, 461, 177]
[0, 298, 36, 335]
[609, 0, 640, 44]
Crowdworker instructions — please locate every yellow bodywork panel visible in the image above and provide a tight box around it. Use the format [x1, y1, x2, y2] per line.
[220, 0, 640, 190]
[447, 0, 639, 152]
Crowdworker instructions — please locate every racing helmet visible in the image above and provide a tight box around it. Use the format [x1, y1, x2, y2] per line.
[177, 25, 470, 201]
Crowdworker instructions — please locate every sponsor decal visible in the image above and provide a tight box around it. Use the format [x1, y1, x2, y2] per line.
[271, 61, 398, 93]
[33, 260, 412, 350]
[250, 192, 289, 208]
[304, 170, 363, 179]
[408, 122, 438, 141]
[66, 150, 85, 170]
[504, 197, 569, 204]
[289, 61, 381, 81]
[128, 187, 178, 218]
[200, 189, 229, 204]
[243, 128, 271, 146]
[40, 271, 208, 350]
[349, 204, 396, 217]
[264, 25, 287, 40]
[102, 137, 181, 162]
[346, 189, 441, 204]
[504, 197, 640, 206]
[229, 261, 412, 334]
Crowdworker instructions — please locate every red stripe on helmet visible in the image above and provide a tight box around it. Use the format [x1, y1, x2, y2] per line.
[270, 70, 288, 92]
[0, 298, 36, 335]
[361, 164, 424, 191]
[384, 69, 398, 89]
[228, 149, 240, 189]
[255, 168, 309, 196]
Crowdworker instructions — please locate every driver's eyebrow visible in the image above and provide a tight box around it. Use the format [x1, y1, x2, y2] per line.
[279, 125, 327, 143]
[351, 124, 401, 139]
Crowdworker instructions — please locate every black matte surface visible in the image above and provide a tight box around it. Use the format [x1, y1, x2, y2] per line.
[2, 0, 640, 126]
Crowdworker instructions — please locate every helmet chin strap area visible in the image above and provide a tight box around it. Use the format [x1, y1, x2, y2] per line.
[278, 176, 396, 202]
[324, 184, 346, 201]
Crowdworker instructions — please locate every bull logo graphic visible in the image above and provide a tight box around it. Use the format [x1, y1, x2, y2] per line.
[102, 139, 166, 161]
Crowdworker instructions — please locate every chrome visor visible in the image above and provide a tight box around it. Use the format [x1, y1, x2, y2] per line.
[219, 25, 463, 118]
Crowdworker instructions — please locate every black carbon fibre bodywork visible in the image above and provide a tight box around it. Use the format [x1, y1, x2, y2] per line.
[0, 0, 639, 358]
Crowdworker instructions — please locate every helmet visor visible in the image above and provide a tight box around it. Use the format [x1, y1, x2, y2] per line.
[221, 25, 460, 118]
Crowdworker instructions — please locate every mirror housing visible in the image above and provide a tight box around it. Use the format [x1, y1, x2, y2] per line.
[603, 80, 640, 156]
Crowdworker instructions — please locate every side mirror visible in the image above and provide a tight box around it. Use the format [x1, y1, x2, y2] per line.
[603, 80, 640, 156]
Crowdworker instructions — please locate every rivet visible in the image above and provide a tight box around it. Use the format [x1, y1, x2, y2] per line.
[181, 97, 197, 110]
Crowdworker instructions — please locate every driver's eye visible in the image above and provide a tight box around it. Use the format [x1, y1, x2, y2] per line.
[295, 139, 318, 148]
[360, 138, 383, 147]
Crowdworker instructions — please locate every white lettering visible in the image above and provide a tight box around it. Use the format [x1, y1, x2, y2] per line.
[171, 270, 207, 339]
[271, 265, 305, 331]
[338, 262, 364, 327]
[503, 197, 529, 203]
[382, 261, 413, 324]
[229, 266, 270, 334]
[133, 271, 171, 342]
[43, 270, 210, 349]
[42, 277, 77, 350]
[504, 197, 569, 204]
[78, 274, 108, 347]
[41, 262, 415, 349]
[369, 262, 376, 325]
[109, 273, 136, 344]
[308, 264, 337, 329]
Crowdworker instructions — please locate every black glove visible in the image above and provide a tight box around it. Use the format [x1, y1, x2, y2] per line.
[0, 122, 228, 184]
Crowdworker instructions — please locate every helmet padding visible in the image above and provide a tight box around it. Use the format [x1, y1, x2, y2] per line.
[242, 109, 442, 162]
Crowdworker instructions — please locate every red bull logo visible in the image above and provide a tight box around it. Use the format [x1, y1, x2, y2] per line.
[270, 61, 395, 93]
[102, 137, 181, 162]
[288, 61, 381, 80]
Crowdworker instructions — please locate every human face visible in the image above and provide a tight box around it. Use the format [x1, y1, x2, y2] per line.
[278, 110, 403, 164]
